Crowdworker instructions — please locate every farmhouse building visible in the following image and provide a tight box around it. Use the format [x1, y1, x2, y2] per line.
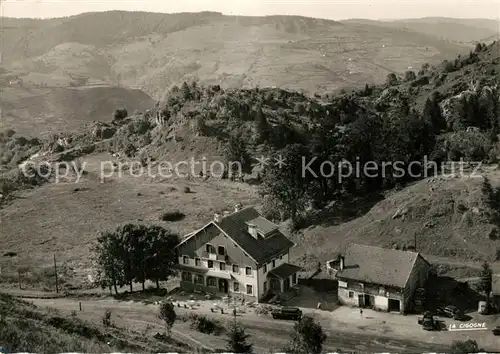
[174, 206, 302, 302]
[333, 244, 431, 313]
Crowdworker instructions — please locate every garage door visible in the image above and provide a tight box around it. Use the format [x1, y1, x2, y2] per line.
[388, 299, 400, 312]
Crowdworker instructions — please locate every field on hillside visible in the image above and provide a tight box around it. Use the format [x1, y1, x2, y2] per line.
[0, 152, 260, 289]
[0, 85, 154, 137]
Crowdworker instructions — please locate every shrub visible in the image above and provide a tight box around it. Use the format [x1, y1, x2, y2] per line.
[113, 108, 128, 121]
[188, 314, 224, 335]
[158, 302, 176, 337]
[404, 70, 416, 82]
[450, 339, 479, 354]
[443, 60, 456, 73]
[160, 211, 186, 222]
[183, 186, 191, 193]
[386, 73, 398, 86]
[102, 309, 112, 327]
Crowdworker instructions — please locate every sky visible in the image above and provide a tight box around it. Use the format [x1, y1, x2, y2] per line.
[1, 0, 499, 20]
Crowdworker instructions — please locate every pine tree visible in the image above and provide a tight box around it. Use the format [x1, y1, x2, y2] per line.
[255, 106, 270, 143]
[422, 95, 446, 134]
[478, 261, 492, 300]
[482, 177, 496, 208]
[225, 321, 253, 354]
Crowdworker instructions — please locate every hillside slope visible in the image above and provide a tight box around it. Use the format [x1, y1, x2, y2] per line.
[0, 38, 499, 289]
[0, 293, 189, 352]
[2, 11, 472, 98]
[294, 170, 500, 267]
[0, 85, 155, 137]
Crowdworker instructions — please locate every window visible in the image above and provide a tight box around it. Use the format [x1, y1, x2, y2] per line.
[217, 246, 225, 255]
[181, 272, 192, 282]
[348, 291, 354, 298]
[208, 260, 214, 268]
[182, 256, 189, 264]
[279, 254, 283, 260]
[220, 262, 226, 271]
[194, 275, 204, 285]
[263, 281, 267, 292]
[207, 277, 217, 287]
[195, 258, 201, 266]
[206, 244, 215, 254]
[292, 273, 297, 285]
[263, 264, 267, 273]
[233, 282, 240, 292]
[272, 260, 276, 268]
[232, 264, 239, 273]
[246, 284, 253, 295]
[245, 267, 252, 276]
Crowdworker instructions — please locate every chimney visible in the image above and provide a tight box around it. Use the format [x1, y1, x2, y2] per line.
[339, 255, 345, 270]
[234, 203, 242, 213]
[247, 223, 258, 239]
[214, 213, 221, 223]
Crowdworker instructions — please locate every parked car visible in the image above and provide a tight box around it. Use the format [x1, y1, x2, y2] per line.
[271, 306, 303, 320]
[451, 309, 467, 320]
[440, 305, 463, 319]
[418, 311, 440, 331]
[492, 326, 500, 336]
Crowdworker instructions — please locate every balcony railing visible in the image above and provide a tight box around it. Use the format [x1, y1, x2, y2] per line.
[216, 254, 227, 261]
[201, 251, 228, 262]
[201, 251, 217, 260]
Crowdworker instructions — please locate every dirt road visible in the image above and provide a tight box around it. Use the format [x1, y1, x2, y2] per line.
[28, 297, 451, 352]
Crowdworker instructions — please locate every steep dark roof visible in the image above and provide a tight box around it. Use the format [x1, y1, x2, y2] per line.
[336, 244, 426, 288]
[216, 207, 294, 265]
[268, 263, 303, 279]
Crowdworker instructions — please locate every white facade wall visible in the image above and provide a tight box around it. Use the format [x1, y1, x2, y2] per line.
[178, 255, 258, 297]
[374, 295, 389, 310]
[256, 252, 289, 299]
[337, 281, 401, 312]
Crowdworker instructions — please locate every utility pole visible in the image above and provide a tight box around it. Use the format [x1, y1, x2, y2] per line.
[18, 269, 21, 290]
[414, 233, 417, 252]
[54, 254, 59, 293]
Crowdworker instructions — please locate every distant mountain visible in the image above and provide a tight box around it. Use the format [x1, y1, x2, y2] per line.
[1, 11, 476, 100]
[342, 17, 499, 43]
[386, 17, 500, 43]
